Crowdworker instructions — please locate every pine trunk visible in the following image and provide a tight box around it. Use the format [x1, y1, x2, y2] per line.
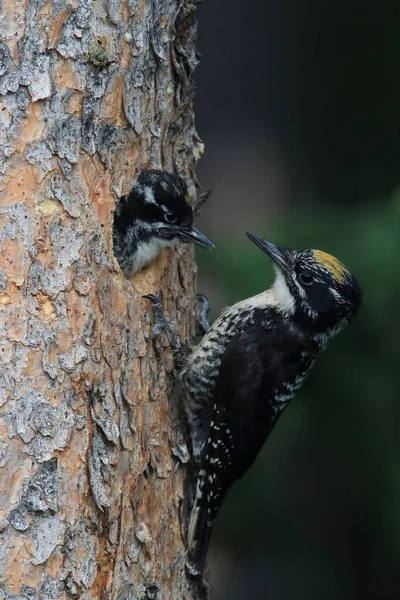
[0, 1, 205, 598]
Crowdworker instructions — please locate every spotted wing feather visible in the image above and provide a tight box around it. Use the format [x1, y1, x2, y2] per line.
[187, 322, 315, 575]
[188, 326, 277, 574]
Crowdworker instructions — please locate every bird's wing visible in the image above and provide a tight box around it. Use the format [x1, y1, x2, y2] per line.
[188, 324, 283, 575]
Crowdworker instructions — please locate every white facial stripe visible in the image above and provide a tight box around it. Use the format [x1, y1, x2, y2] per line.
[291, 271, 320, 320]
[136, 219, 153, 232]
[329, 287, 344, 302]
[136, 219, 171, 233]
[271, 269, 296, 313]
[156, 222, 170, 229]
[291, 273, 307, 299]
[143, 185, 156, 204]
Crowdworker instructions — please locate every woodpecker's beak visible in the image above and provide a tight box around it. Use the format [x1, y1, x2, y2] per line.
[246, 233, 290, 272]
[179, 226, 215, 250]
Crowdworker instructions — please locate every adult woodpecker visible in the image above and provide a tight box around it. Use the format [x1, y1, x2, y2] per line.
[113, 170, 214, 276]
[144, 233, 362, 576]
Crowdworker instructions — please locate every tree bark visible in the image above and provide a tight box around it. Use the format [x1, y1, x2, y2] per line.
[0, 1, 205, 598]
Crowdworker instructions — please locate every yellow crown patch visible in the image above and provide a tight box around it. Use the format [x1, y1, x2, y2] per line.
[185, 194, 191, 206]
[313, 250, 348, 284]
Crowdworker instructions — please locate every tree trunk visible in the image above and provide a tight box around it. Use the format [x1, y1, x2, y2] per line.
[0, 1, 205, 598]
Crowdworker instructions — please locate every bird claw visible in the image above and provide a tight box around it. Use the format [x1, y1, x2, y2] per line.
[196, 293, 211, 335]
[143, 293, 161, 307]
[143, 294, 179, 349]
[185, 559, 202, 577]
[144, 323, 164, 341]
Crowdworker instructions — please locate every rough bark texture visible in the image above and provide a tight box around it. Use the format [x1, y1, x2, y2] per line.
[0, 1, 205, 598]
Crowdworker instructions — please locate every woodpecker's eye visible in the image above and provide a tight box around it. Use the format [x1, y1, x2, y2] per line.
[164, 211, 177, 224]
[298, 272, 314, 286]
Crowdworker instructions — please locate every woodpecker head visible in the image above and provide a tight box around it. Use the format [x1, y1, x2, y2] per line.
[116, 170, 213, 248]
[246, 233, 362, 338]
[113, 170, 214, 275]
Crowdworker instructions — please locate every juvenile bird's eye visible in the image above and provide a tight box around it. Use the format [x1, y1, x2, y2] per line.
[299, 272, 314, 285]
[164, 211, 177, 224]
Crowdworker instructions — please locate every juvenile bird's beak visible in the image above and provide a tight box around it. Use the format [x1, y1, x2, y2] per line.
[179, 226, 215, 250]
[246, 233, 290, 272]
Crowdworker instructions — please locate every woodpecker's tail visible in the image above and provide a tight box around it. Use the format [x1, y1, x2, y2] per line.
[187, 469, 214, 576]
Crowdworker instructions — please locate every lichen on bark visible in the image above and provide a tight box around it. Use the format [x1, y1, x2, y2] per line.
[0, 1, 206, 598]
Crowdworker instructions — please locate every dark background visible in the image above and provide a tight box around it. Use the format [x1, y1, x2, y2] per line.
[193, 1, 400, 598]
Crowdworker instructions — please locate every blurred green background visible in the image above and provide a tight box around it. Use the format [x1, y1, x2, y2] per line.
[193, 1, 400, 598]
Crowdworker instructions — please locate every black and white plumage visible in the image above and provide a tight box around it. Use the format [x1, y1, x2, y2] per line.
[145, 233, 362, 576]
[113, 170, 214, 276]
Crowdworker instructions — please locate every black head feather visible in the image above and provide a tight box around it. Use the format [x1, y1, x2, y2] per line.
[113, 170, 213, 276]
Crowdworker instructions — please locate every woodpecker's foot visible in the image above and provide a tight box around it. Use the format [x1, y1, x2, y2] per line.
[196, 293, 211, 335]
[185, 559, 201, 578]
[143, 294, 180, 350]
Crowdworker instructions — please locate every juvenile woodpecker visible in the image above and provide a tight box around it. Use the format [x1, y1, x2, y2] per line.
[144, 233, 362, 576]
[113, 170, 214, 276]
